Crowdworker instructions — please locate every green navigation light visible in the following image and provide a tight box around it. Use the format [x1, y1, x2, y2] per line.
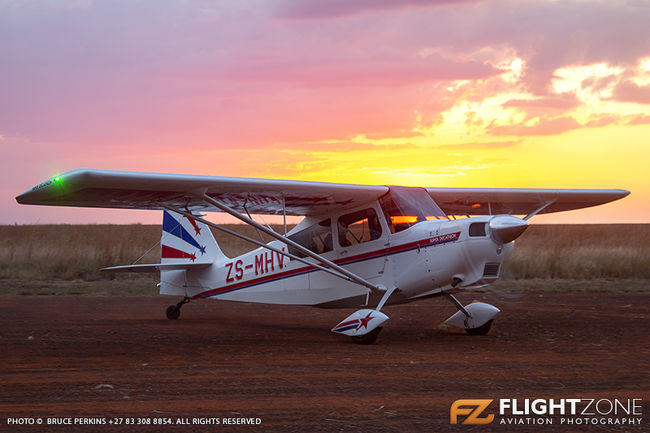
[53, 176, 62, 183]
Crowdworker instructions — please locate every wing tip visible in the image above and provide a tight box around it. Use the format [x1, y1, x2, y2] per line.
[603, 189, 631, 202]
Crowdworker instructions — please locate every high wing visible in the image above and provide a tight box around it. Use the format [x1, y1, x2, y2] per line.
[16, 168, 629, 217]
[428, 188, 630, 216]
[15, 168, 388, 216]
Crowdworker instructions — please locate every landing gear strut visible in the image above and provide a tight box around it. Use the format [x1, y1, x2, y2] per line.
[443, 279, 500, 335]
[166, 297, 191, 320]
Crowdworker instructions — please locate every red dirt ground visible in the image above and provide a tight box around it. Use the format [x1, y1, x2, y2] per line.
[0, 292, 648, 432]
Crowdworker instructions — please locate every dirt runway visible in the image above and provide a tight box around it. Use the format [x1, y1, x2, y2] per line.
[0, 292, 648, 432]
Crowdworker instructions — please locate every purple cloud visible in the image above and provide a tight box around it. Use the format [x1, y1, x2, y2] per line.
[581, 74, 619, 93]
[436, 2, 650, 95]
[214, 53, 496, 86]
[275, 0, 479, 19]
[584, 115, 620, 128]
[1, 0, 648, 152]
[502, 93, 581, 119]
[612, 80, 650, 104]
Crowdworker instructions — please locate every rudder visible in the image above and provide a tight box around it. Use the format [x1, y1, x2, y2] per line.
[161, 210, 227, 265]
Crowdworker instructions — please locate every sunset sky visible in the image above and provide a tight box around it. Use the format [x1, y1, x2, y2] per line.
[2, 0, 649, 224]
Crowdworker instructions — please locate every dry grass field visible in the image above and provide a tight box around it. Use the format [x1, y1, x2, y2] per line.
[0, 223, 648, 295]
[0, 224, 290, 281]
[501, 224, 650, 279]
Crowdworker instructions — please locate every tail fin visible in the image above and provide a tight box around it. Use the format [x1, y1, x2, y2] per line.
[161, 210, 227, 264]
[102, 211, 225, 297]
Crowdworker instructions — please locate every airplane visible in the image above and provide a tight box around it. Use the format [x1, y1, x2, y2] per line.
[16, 168, 629, 344]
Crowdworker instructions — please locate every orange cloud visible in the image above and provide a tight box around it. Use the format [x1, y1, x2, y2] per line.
[488, 116, 581, 136]
[628, 114, 650, 125]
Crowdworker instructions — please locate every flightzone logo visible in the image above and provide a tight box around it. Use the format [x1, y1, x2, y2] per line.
[450, 398, 644, 426]
[450, 400, 494, 425]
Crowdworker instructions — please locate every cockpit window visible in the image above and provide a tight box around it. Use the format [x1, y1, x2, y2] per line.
[338, 208, 382, 247]
[287, 219, 332, 258]
[379, 187, 448, 233]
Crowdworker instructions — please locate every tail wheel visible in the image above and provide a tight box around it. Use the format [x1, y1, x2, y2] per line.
[465, 320, 493, 335]
[166, 305, 181, 320]
[351, 327, 383, 345]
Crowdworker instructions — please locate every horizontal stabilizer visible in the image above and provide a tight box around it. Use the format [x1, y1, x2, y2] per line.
[101, 263, 212, 273]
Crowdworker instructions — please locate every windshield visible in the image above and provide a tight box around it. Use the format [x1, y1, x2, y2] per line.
[379, 187, 448, 233]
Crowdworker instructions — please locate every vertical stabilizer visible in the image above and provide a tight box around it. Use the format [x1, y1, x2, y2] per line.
[161, 210, 227, 265]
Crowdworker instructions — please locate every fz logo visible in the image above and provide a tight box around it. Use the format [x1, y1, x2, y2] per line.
[450, 399, 494, 425]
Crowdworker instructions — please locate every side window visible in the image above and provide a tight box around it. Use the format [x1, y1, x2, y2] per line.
[338, 208, 382, 247]
[287, 219, 332, 258]
[469, 222, 487, 237]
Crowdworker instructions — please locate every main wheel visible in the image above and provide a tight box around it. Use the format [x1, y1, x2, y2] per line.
[166, 305, 181, 320]
[465, 320, 493, 335]
[351, 327, 383, 345]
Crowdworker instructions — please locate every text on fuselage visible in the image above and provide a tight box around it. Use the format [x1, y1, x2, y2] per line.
[225, 249, 287, 283]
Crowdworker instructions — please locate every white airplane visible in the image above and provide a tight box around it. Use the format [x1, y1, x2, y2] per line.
[16, 169, 629, 344]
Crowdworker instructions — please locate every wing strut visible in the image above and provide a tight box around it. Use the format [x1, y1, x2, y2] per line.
[523, 198, 557, 221]
[160, 204, 378, 293]
[199, 193, 382, 294]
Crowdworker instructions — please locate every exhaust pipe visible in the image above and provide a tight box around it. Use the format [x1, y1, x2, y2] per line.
[489, 215, 528, 244]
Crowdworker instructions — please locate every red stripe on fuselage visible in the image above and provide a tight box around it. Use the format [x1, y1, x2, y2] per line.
[194, 232, 460, 299]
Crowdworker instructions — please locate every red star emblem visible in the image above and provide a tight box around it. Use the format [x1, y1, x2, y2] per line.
[184, 211, 202, 235]
[357, 312, 373, 329]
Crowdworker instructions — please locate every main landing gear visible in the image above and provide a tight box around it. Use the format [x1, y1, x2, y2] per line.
[443, 280, 500, 335]
[331, 287, 399, 345]
[166, 297, 191, 320]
